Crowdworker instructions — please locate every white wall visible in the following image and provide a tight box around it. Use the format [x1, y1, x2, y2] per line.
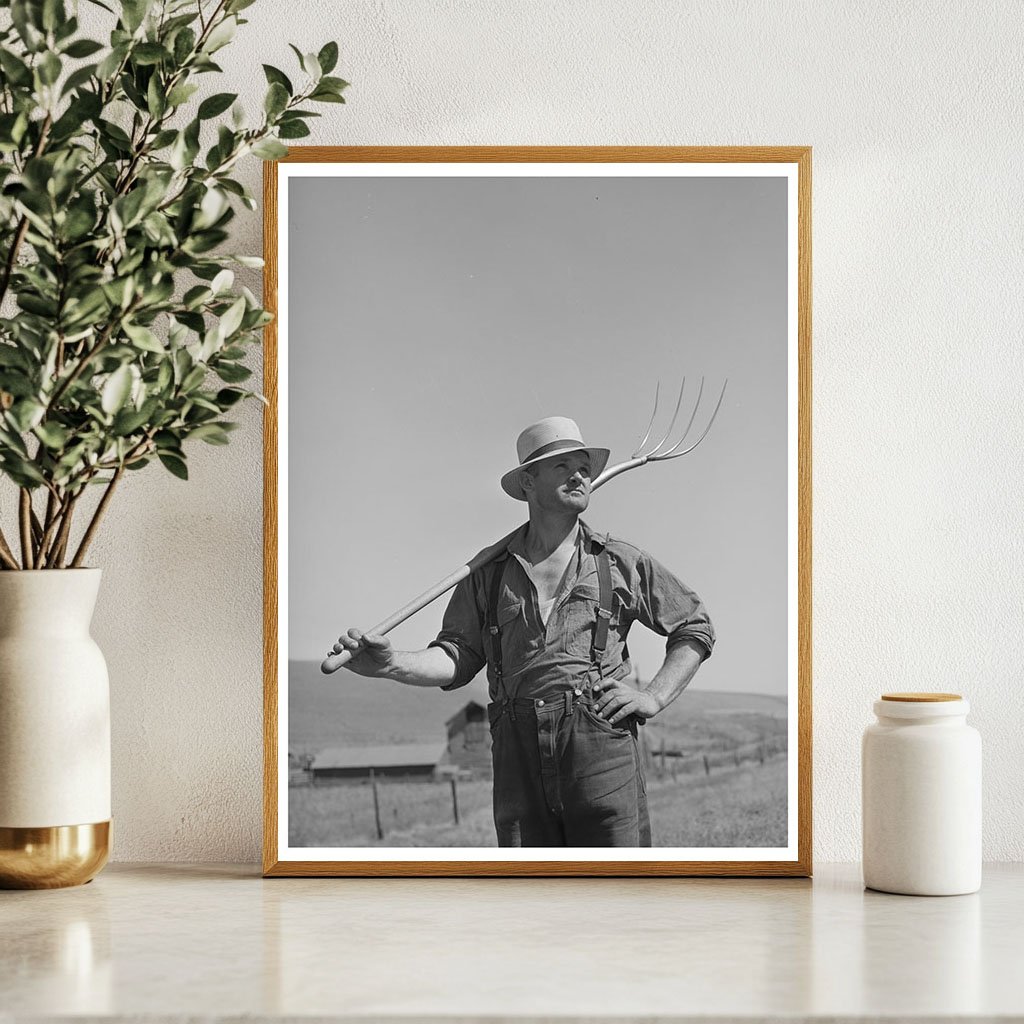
[72, 0, 1023, 862]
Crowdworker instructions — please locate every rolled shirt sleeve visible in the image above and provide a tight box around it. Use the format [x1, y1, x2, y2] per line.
[428, 572, 488, 691]
[633, 550, 715, 660]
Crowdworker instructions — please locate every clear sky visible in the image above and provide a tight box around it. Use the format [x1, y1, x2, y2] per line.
[285, 171, 790, 695]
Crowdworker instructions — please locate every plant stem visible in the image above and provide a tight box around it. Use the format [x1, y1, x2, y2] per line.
[46, 300, 139, 413]
[36, 487, 67, 566]
[29, 506, 43, 546]
[18, 489, 34, 569]
[0, 527, 19, 570]
[70, 465, 124, 567]
[45, 492, 79, 569]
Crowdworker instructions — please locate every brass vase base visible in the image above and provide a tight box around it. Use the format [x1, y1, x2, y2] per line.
[0, 821, 111, 889]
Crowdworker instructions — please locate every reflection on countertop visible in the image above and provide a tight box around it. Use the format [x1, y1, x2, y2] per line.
[1, 862, 1021, 1019]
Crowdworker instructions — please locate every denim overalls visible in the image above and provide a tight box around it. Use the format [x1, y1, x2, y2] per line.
[485, 548, 650, 847]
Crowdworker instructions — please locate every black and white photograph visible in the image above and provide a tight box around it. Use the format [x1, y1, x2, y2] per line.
[265, 149, 810, 875]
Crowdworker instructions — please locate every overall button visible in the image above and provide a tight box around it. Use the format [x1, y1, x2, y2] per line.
[537, 699, 545, 707]
[573, 688, 582, 696]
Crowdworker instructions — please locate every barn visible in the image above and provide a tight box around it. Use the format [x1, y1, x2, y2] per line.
[445, 700, 492, 777]
[310, 744, 445, 782]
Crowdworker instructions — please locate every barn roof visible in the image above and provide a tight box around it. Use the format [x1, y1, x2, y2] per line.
[312, 744, 445, 770]
[445, 699, 486, 728]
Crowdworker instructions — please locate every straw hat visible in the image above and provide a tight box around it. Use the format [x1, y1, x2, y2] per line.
[500, 417, 610, 501]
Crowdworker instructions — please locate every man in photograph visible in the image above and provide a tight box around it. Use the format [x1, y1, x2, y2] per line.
[332, 416, 715, 847]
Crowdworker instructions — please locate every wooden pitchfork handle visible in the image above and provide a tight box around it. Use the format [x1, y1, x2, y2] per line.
[320, 377, 727, 675]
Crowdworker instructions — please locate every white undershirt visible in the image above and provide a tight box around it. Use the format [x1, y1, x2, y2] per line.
[538, 595, 557, 627]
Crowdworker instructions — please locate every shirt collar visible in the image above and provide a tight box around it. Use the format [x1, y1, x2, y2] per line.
[504, 518, 605, 560]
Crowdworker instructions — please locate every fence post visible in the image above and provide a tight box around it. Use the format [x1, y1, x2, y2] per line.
[703, 754, 710, 776]
[450, 776, 460, 824]
[369, 768, 384, 840]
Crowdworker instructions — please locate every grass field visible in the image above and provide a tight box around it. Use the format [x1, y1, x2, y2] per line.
[289, 755, 787, 848]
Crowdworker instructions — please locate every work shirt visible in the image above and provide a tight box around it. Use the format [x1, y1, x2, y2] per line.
[428, 520, 715, 703]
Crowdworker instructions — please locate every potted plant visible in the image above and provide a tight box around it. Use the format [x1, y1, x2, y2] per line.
[0, 0, 345, 887]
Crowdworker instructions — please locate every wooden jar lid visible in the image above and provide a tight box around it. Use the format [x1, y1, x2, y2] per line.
[881, 692, 962, 702]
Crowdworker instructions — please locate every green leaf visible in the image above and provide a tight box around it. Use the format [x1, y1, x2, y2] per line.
[215, 388, 247, 408]
[0, 346, 29, 370]
[319, 76, 349, 93]
[0, 423, 30, 456]
[60, 62, 98, 96]
[98, 118, 132, 150]
[113, 187, 149, 229]
[317, 41, 339, 75]
[11, 2, 44, 52]
[251, 138, 287, 161]
[132, 42, 169, 66]
[226, 0, 257, 10]
[300, 51, 321, 81]
[180, 365, 206, 393]
[277, 120, 310, 140]
[264, 81, 288, 118]
[121, 0, 153, 33]
[112, 406, 151, 435]
[123, 321, 164, 353]
[310, 87, 346, 104]
[38, 52, 62, 86]
[167, 81, 199, 107]
[1, 455, 46, 487]
[0, 50, 33, 87]
[214, 362, 251, 383]
[101, 365, 133, 415]
[173, 26, 196, 65]
[189, 423, 231, 445]
[198, 91, 237, 119]
[228, 254, 264, 269]
[262, 64, 293, 95]
[9, 399, 46, 432]
[203, 16, 236, 53]
[210, 269, 234, 294]
[144, 73, 165, 117]
[34, 421, 71, 449]
[63, 38, 104, 58]
[149, 128, 177, 149]
[97, 43, 128, 80]
[218, 296, 246, 339]
[158, 452, 188, 479]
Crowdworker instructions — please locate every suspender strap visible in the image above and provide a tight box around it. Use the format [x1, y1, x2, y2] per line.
[591, 547, 614, 677]
[486, 557, 514, 714]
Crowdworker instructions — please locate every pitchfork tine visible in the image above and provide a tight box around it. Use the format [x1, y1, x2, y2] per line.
[631, 381, 661, 458]
[655, 378, 729, 460]
[657, 376, 706, 457]
[644, 377, 688, 458]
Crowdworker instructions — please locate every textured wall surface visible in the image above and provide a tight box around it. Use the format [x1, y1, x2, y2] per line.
[60, 1, 1023, 862]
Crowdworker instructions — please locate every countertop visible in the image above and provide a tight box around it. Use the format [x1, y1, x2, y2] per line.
[1, 862, 1022, 1021]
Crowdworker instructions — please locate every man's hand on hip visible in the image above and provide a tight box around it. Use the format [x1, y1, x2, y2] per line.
[592, 678, 661, 725]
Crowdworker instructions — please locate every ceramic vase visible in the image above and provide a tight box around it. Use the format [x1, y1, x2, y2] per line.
[0, 569, 111, 888]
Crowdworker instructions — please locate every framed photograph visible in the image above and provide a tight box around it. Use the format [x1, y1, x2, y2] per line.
[263, 147, 811, 877]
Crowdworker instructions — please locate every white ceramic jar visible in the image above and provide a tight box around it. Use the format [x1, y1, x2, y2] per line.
[862, 692, 981, 896]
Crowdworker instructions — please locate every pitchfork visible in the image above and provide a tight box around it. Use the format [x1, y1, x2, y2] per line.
[320, 377, 728, 674]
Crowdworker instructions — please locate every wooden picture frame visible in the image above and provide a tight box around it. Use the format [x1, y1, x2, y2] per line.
[263, 147, 812, 877]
